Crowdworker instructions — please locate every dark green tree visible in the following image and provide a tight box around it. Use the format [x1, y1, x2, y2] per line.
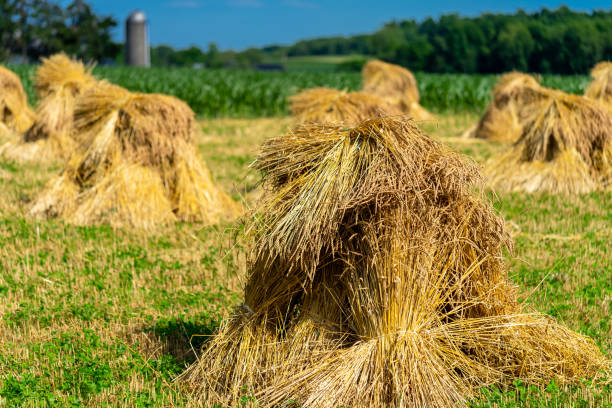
[205, 43, 223, 68]
[0, 0, 118, 63]
[63, 0, 119, 62]
[0, 0, 20, 60]
[495, 23, 535, 72]
[276, 6, 612, 74]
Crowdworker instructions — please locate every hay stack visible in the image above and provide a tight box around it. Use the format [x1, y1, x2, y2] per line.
[289, 87, 402, 126]
[585, 61, 612, 109]
[486, 90, 612, 193]
[462, 72, 544, 142]
[1, 53, 97, 162]
[361, 59, 433, 121]
[29, 83, 241, 229]
[0, 66, 35, 138]
[180, 117, 607, 407]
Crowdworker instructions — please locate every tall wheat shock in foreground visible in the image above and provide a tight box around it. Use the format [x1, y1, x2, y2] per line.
[181, 117, 608, 408]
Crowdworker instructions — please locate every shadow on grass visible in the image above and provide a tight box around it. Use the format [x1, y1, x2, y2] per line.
[145, 314, 220, 366]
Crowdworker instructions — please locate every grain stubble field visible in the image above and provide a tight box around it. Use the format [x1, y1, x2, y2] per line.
[0, 114, 609, 407]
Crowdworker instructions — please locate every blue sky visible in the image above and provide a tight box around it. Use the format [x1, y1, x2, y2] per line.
[86, 1, 612, 50]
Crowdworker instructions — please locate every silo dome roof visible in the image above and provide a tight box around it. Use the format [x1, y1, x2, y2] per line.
[127, 10, 146, 23]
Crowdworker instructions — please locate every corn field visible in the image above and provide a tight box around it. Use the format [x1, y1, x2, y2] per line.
[9, 65, 591, 117]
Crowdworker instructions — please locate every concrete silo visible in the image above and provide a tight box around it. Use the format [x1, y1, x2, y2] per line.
[125, 10, 150, 67]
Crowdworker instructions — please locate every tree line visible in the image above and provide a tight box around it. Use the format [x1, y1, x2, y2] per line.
[282, 6, 612, 74]
[0, 0, 264, 68]
[152, 6, 612, 74]
[0, 0, 118, 63]
[150, 44, 265, 69]
[2, 2, 611, 74]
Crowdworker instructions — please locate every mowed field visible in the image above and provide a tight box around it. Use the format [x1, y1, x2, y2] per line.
[0, 67, 610, 406]
[0, 114, 609, 407]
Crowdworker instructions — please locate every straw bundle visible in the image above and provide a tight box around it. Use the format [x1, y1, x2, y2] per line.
[289, 87, 402, 126]
[486, 90, 612, 193]
[29, 83, 241, 229]
[361, 59, 433, 121]
[181, 117, 607, 408]
[585, 61, 612, 109]
[0, 66, 35, 137]
[1, 53, 97, 162]
[462, 72, 544, 142]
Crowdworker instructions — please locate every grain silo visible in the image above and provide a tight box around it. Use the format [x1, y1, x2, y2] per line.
[125, 10, 150, 67]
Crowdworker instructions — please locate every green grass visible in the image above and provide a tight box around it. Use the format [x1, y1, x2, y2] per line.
[0, 115, 609, 406]
[260, 54, 369, 72]
[8, 65, 591, 117]
[283, 55, 367, 72]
